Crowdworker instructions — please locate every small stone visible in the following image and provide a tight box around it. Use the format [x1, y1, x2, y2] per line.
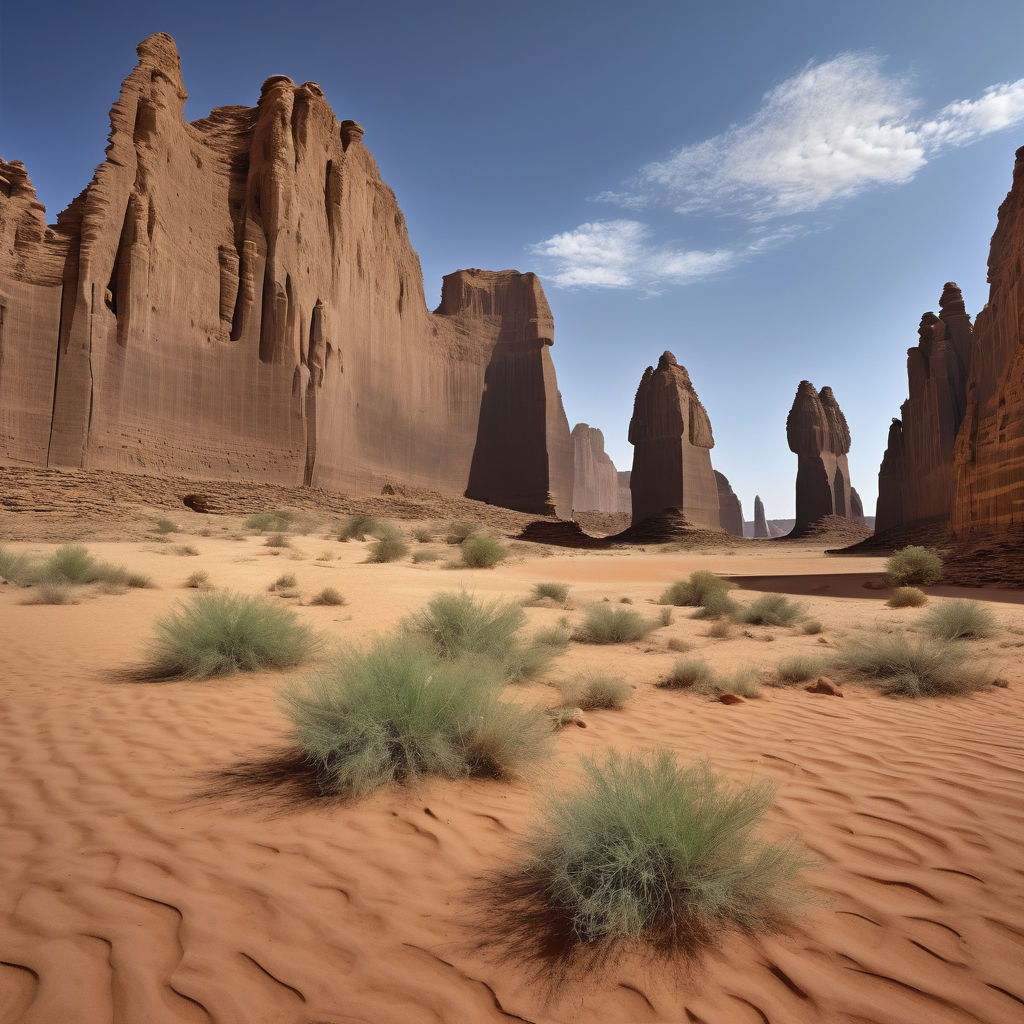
[992, 677, 1010, 688]
[717, 693, 745, 705]
[806, 676, 843, 696]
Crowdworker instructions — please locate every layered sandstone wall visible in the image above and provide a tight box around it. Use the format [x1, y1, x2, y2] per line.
[628, 351, 720, 528]
[571, 423, 619, 513]
[714, 471, 743, 536]
[0, 34, 572, 516]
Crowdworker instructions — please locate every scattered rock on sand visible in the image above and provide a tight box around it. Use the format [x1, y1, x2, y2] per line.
[806, 676, 843, 696]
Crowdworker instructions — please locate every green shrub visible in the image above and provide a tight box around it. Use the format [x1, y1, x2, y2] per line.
[530, 581, 570, 605]
[532, 623, 572, 653]
[186, 570, 210, 589]
[920, 599, 995, 640]
[560, 672, 631, 711]
[23, 582, 76, 605]
[738, 594, 803, 627]
[659, 571, 733, 608]
[884, 546, 943, 586]
[41, 545, 105, 584]
[691, 588, 740, 620]
[264, 533, 291, 549]
[658, 606, 673, 627]
[572, 605, 653, 644]
[706, 618, 734, 639]
[147, 591, 317, 678]
[269, 573, 298, 593]
[723, 671, 762, 698]
[244, 511, 294, 534]
[337, 515, 382, 542]
[412, 548, 440, 564]
[0, 545, 37, 585]
[413, 527, 433, 543]
[366, 532, 410, 563]
[835, 632, 990, 697]
[887, 587, 927, 608]
[461, 535, 507, 568]
[660, 658, 714, 690]
[309, 587, 346, 607]
[774, 656, 822, 685]
[111, 569, 152, 589]
[525, 751, 807, 943]
[284, 637, 550, 796]
[155, 518, 179, 535]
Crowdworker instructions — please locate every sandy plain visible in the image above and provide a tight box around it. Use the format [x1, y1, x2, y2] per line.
[1, 499, 1023, 1024]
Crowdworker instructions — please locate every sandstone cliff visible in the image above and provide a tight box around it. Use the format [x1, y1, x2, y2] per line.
[571, 423, 620, 513]
[0, 34, 573, 516]
[627, 351, 720, 529]
[714, 471, 743, 536]
[616, 471, 632, 514]
[953, 146, 1024, 536]
[753, 494, 769, 538]
[786, 381, 854, 534]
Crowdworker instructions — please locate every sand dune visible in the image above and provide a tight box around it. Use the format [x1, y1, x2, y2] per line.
[2, 516, 1023, 1023]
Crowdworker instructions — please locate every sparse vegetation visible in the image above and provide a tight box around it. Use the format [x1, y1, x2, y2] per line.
[284, 637, 550, 796]
[365, 530, 409, 563]
[801, 619, 823, 635]
[659, 571, 733, 609]
[0, 546, 35, 584]
[835, 632, 990, 697]
[244, 511, 294, 534]
[691, 587, 741, 620]
[658, 606, 672, 627]
[530, 581, 571, 605]
[445, 521, 474, 545]
[269, 573, 298, 593]
[887, 587, 927, 608]
[523, 750, 807, 943]
[532, 622, 572, 653]
[412, 548, 441, 563]
[572, 604, 653, 644]
[337, 515, 382, 542]
[186, 570, 211, 589]
[660, 658, 714, 690]
[921, 599, 995, 641]
[264, 533, 291, 549]
[155, 518, 179, 535]
[146, 591, 317, 678]
[412, 527, 433, 543]
[23, 582, 76, 605]
[174, 544, 200, 557]
[706, 618, 734, 639]
[884, 546, 943, 586]
[40, 545, 106, 584]
[308, 587, 346, 607]
[738, 594, 803, 627]
[667, 637, 692, 652]
[559, 672, 631, 711]
[460, 535, 507, 569]
[774, 656, 823, 685]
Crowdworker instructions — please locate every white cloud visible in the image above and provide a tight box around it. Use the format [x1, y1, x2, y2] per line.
[920, 80, 1024, 148]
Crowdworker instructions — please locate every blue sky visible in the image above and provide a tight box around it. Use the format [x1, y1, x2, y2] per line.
[3, 0, 1023, 519]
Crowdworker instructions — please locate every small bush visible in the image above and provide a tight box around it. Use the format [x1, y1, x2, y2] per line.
[667, 637, 692, 652]
[338, 515, 382, 542]
[40, 545, 107, 584]
[706, 618, 734, 639]
[155, 518, 179, 535]
[533, 623, 572, 653]
[0, 546, 37, 585]
[524, 750, 807, 943]
[738, 594, 803, 627]
[269, 573, 298, 592]
[530, 582, 570, 605]
[658, 607, 672, 627]
[147, 591, 317, 678]
[921, 599, 995, 640]
[174, 545, 200, 557]
[284, 637, 550, 796]
[23, 582, 76, 605]
[244, 511, 294, 534]
[573, 605, 653, 644]
[660, 658, 714, 690]
[835, 632, 990, 697]
[186, 570, 210, 589]
[887, 587, 927, 608]
[309, 587, 346, 607]
[691, 588, 741, 620]
[446, 521, 474, 545]
[461, 535, 507, 568]
[801, 619, 823, 635]
[560, 673, 631, 711]
[265, 533, 291, 549]
[774, 656, 822, 685]
[412, 548, 440, 564]
[721, 670, 763, 699]
[659, 571, 733, 608]
[413, 527, 433, 543]
[884, 546, 943, 586]
[366, 532, 409, 563]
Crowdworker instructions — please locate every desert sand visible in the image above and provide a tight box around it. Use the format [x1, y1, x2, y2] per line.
[2, 495, 1023, 1024]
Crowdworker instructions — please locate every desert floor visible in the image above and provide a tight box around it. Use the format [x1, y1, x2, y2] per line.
[1, 504, 1023, 1024]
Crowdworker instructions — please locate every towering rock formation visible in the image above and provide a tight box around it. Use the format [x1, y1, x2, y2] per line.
[875, 284, 973, 531]
[616, 471, 632, 514]
[850, 487, 866, 525]
[571, 423, 620, 513]
[786, 381, 854, 533]
[627, 351, 720, 528]
[953, 146, 1024, 536]
[753, 495, 769, 538]
[714, 471, 743, 536]
[0, 34, 573, 516]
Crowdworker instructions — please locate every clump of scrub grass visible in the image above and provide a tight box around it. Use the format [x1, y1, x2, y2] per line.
[720, 670, 762, 698]
[146, 591, 317, 679]
[884, 546, 943, 586]
[706, 618, 735, 639]
[801, 619, 823, 635]
[265, 533, 291, 549]
[559, 672, 631, 711]
[412, 527, 433, 543]
[244, 510, 294, 534]
[773, 656, 823, 685]
[660, 658, 715, 690]
[154, 518, 179, 535]
[412, 548, 440, 564]
[738, 594, 803, 627]
[835, 632, 990, 697]
[658, 607, 673, 627]
[269, 572, 298, 593]
[446, 521, 474, 544]
[572, 604, 653, 645]
[308, 587, 345, 607]
[667, 637, 692, 652]
[659, 571, 734, 609]
[532, 622, 572, 653]
[691, 587, 741, 620]
[337, 514, 382, 542]
[921, 599, 995, 640]
[887, 587, 927, 608]
[461, 535, 507, 568]
[185, 570, 210, 589]
[23, 582, 76, 605]
[284, 637, 550, 796]
[365, 531, 409, 563]
[404, 590, 524, 662]
[0, 545, 37, 584]
[40, 544, 106, 584]
[524, 750, 808, 944]
[174, 544, 200, 557]
[529, 581, 570, 605]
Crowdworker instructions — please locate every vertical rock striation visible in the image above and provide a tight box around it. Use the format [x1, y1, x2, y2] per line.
[753, 495, 769, 538]
[714, 471, 744, 536]
[628, 351, 720, 528]
[571, 423, 620, 513]
[616, 471, 632, 514]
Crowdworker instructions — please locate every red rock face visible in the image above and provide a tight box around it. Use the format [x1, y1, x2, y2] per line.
[786, 381, 854, 534]
[953, 146, 1024, 536]
[714, 471, 743, 536]
[0, 34, 572, 516]
[627, 351, 720, 528]
[753, 494, 769, 538]
[571, 423, 620, 513]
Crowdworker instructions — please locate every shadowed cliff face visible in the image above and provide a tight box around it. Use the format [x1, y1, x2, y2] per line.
[627, 351, 720, 529]
[714, 471, 743, 536]
[0, 33, 572, 515]
[786, 381, 854, 534]
[571, 423, 620, 514]
[953, 146, 1024, 537]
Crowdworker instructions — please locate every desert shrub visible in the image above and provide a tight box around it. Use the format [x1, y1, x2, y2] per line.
[738, 594, 803, 627]
[658, 607, 672, 627]
[147, 591, 317, 678]
[0, 546, 37, 585]
[722, 671, 763, 698]
[23, 582, 76, 605]
[446, 521, 474, 544]
[108, 569, 152, 589]
[337, 514, 382, 542]
[524, 750, 807, 943]
[461, 535, 507, 568]
[801, 619, 823, 635]
[405, 590, 523, 660]
[154, 518, 179, 535]
[532, 623, 572, 653]
[921, 599, 995, 640]
[412, 548, 440, 564]
[530, 581, 570, 605]
[244, 511, 294, 533]
[366, 532, 410, 563]
[40, 545, 106, 584]
[887, 587, 927, 608]
[706, 618, 734, 639]
[264, 533, 291, 549]
[185, 570, 210, 589]
[573, 605, 653, 645]
[660, 658, 714, 690]
[691, 587, 741, 620]
[269, 572, 298, 593]
[774, 656, 822, 685]
[560, 672, 631, 711]
[174, 544, 200, 557]
[835, 632, 990, 697]
[659, 571, 733, 607]
[412, 527, 433, 543]
[884, 546, 943, 586]
[308, 587, 346, 607]
[284, 637, 550, 796]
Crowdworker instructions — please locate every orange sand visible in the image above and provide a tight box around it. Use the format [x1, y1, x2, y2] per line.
[2, 517, 1023, 1023]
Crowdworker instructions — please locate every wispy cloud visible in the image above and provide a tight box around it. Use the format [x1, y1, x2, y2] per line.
[534, 55, 1024, 290]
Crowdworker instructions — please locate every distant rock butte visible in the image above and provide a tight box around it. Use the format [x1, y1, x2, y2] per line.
[753, 494, 769, 538]
[628, 351, 720, 529]
[786, 381, 855, 534]
[571, 423, 620, 514]
[714, 471, 743, 536]
[0, 34, 572, 516]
